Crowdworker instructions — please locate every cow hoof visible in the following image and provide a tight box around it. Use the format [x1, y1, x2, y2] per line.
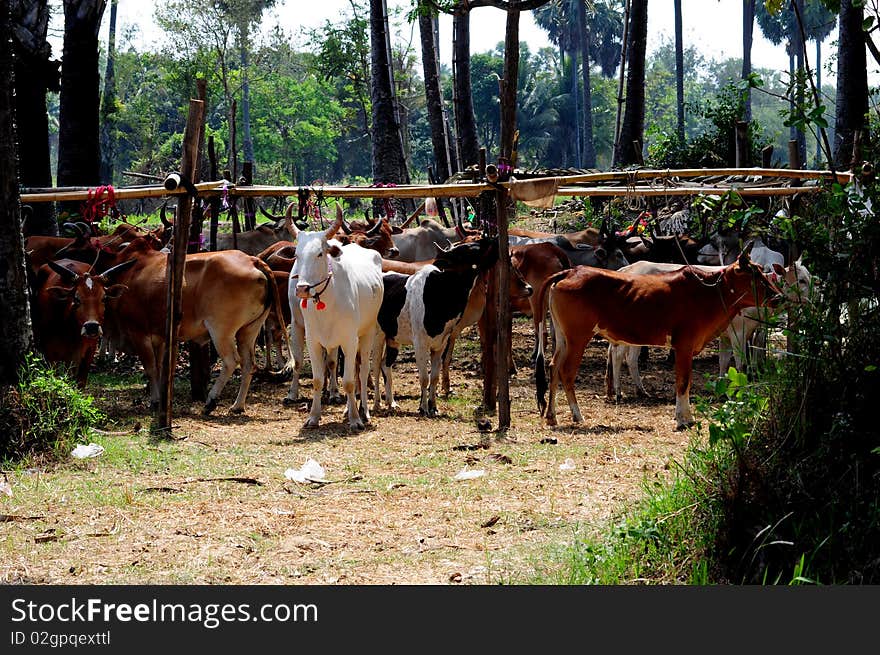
[545, 417, 557, 427]
[202, 398, 217, 415]
[229, 406, 244, 415]
[303, 417, 320, 429]
[349, 420, 365, 431]
[282, 396, 298, 407]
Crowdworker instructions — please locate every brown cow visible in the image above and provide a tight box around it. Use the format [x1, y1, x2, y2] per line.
[99, 237, 282, 415]
[25, 222, 155, 275]
[32, 258, 134, 387]
[534, 246, 782, 430]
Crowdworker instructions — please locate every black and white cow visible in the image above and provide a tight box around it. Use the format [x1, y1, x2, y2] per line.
[372, 236, 499, 416]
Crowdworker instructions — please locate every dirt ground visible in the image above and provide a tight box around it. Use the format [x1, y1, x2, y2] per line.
[1, 312, 723, 585]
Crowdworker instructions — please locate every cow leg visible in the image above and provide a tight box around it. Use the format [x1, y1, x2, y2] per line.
[605, 344, 623, 402]
[371, 332, 384, 413]
[414, 339, 431, 417]
[357, 333, 373, 425]
[626, 346, 649, 397]
[441, 326, 461, 397]
[718, 330, 734, 375]
[428, 347, 443, 417]
[228, 318, 264, 414]
[283, 320, 305, 404]
[304, 339, 325, 428]
[324, 348, 343, 404]
[136, 337, 163, 411]
[558, 335, 587, 424]
[672, 348, 695, 430]
[204, 329, 239, 416]
[340, 340, 363, 431]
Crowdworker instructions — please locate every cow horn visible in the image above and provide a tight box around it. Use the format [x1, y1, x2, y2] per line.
[159, 200, 173, 228]
[47, 259, 80, 283]
[284, 201, 298, 239]
[326, 204, 343, 239]
[76, 222, 92, 236]
[340, 215, 353, 235]
[456, 205, 466, 234]
[366, 216, 383, 236]
[433, 240, 452, 254]
[99, 258, 137, 282]
[259, 203, 282, 222]
[62, 222, 84, 237]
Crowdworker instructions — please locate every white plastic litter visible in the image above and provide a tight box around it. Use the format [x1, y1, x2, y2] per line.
[284, 458, 327, 483]
[71, 443, 105, 459]
[453, 467, 485, 481]
[0, 478, 12, 497]
[559, 458, 577, 471]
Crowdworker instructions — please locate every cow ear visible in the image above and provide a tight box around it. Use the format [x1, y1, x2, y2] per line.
[327, 244, 343, 258]
[46, 286, 74, 301]
[104, 284, 128, 299]
[772, 262, 785, 277]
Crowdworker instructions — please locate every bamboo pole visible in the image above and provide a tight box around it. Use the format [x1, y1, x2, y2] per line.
[495, 185, 512, 430]
[157, 98, 205, 435]
[20, 168, 850, 205]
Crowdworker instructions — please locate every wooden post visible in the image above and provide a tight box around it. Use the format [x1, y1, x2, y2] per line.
[735, 120, 751, 167]
[495, 185, 512, 429]
[157, 99, 205, 434]
[788, 140, 801, 170]
[761, 145, 774, 168]
[208, 135, 219, 252]
[187, 81, 211, 403]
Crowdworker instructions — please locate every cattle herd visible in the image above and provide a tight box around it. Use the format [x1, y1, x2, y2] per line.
[23, 198, 818, 432]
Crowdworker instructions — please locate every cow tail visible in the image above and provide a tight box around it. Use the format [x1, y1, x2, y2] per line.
[254, 258, 294, 373]
[534, 270, 567, 416]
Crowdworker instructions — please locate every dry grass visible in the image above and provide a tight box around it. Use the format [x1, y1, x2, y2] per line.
[1, 315, 719, 585]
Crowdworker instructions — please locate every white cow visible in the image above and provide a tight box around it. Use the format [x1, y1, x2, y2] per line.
[287, 205, 384, 430]
[605, 254, 813, 401]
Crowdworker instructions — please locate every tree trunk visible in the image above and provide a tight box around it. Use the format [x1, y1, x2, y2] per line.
[579, 0, 595, 168]
[833, 0, 867, 168]
[99, 0, 117, 185]
[614, 0, 647, 166]
[742, 0, 755, 122]
[815, 38, 821, 166]
[673, 0, 684, 142]
[499, 9, 520, 163]
[57, 0, 106, 195]
[369, 0, 409, 194]
[0, 0, 34, 386]
[11, 0, 58, 235]
[793, 0, 806, 168]
[419, 9, 450, 181]
[240, 24, 254, 164]
[452, 3, 480, 169]
[788, 47, 796, 150]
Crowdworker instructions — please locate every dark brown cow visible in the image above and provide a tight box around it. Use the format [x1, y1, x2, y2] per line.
[534, 247, 782, 430]
[25, 222, 155, 275]
[99, 237, 283, 415]
[32, 258, 135, 387]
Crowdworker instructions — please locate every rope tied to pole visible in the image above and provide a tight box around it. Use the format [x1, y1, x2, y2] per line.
[80, 185, 123, 230]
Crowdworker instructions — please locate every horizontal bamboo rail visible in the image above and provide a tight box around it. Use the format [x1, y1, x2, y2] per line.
[556, 185, 825, 197]
[19, 168, 850, 204]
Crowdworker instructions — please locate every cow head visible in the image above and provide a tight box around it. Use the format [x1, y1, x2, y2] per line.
[44, 259, 135, 340]
[726, 244, 785, 309]
[290, 205, 345, 304]
[339, 215, 399, 259]
[432, 236, 499, 274]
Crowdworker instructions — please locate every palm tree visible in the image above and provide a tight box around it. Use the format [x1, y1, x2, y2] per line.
[417, 2, 452, 181]
[99, 0, 118, 185]
[742, 0, 756, 122]
[57, 0, 107, 195]
[370, 0, 410, 191]
[0, 0, 34, 386]
[673, 0, 684, 143]
[11, 0, 58, 235]
[614, 0, 647, 167]
[834, 0, 868, 167]
[452, 1, 481, 169]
